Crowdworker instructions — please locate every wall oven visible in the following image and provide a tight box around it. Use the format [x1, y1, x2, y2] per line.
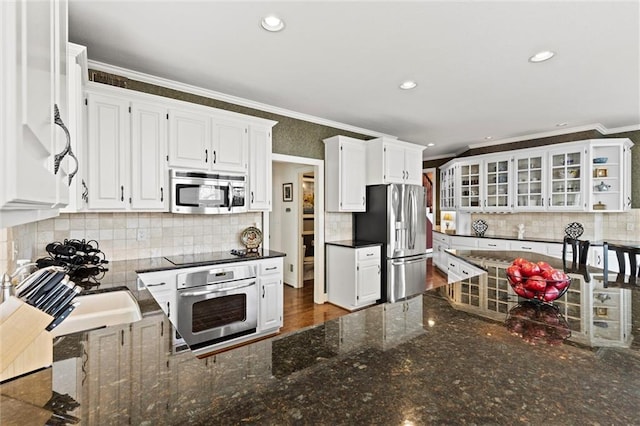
[170, 169, 247, 214]
[176, 263, 258, 351]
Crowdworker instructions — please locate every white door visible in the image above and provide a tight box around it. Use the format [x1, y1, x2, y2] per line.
[339, 139, 366, 211]
[259, 276, 282, 330]
[86, 92, 129, 210]
[130, 101, 167, 210]
[403, 146, 424, 185]
[357, 259, 381, 306]
[211, 118, 248, 173]
[248, 125, 271, 210]
[168, 108, 209, 169]
[383, 142, 406, 184]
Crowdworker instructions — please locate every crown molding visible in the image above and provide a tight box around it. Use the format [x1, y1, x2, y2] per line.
[87, 60, 396, 140]
[424, 122, 640, 161]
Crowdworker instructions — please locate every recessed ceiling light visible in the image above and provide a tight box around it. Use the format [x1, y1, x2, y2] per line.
[529, 50, 555, 63]
[556, 122, 568, 127]
[427, 143, 435, 147]
[399, 80, 417, 90]
[261, 15, 285, 32]
[484, 136, 493, 140]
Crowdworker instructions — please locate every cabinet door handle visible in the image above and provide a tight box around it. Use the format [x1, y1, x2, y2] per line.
[81, 179, 88, 203]
[362, 196, 365, 206]
[53, 104, 79, 185]
[406, 170, 409, 180]
[160, 187, 164, 202]
[251, 191, 254, 203]
[53, 104, 70, 174]
[205, 149, 208, 163]
[628, 197, 632, 207]
[265, 266, 277, 271]
[488, 243, 497, 247]
[378, 265, 381, 274]
[121, 186, 124, 202]
[146, 282, 166, 287]
[262, 286, 265, 298]
[213, 150, 217, 164]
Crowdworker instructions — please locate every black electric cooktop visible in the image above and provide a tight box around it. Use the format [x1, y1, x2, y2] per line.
[163, 249, 271, 266]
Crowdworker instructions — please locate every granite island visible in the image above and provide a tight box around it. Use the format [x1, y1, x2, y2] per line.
[1, 250, 639, 424]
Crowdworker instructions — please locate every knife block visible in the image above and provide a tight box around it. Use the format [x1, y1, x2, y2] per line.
[0, 297, 53, 382]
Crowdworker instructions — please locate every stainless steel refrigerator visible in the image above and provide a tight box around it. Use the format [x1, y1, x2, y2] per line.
[354, 184, 427, 303]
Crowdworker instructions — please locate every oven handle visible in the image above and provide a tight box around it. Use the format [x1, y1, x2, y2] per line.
[178, 280, 255, 297]
[228, 182, 233, 211]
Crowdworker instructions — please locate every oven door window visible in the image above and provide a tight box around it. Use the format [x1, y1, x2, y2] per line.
[176, 184, 228, 208]
[191, 294, 247, 333]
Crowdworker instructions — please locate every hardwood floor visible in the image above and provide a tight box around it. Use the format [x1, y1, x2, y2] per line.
[281, 257, 448, 335]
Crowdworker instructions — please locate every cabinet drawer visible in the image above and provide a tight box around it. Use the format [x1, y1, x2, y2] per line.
[433, 232, 450, 244]
[477, 238, 508, 250]
[357, 246, 380, 261]
[510, 241, 548, 255]
[259, 260, 282, 275]
[450, 236, 478, 249]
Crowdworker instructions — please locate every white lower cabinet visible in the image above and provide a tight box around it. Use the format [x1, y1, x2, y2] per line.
[258, 259, 284, 332]
[82, 324, 132, 425]
[432, 233, 450, 272]
[327, 244, 381, 311]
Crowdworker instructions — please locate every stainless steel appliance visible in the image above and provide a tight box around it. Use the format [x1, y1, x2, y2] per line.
[170, 169, 247, 214]
[176, 263, 257, 350]
[354, 184, 427, 303]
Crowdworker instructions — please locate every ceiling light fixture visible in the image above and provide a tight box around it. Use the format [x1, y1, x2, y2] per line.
[261, 15, 285, 32]
[528, 50, 555, 63]
[427, 143, 435, 147]
[399, 80, 417, 90]
[556, 122, 568, 127]
[484, 136, 493, 140]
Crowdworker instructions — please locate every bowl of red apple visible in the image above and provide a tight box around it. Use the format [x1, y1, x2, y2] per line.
[506, 257, 571, 303]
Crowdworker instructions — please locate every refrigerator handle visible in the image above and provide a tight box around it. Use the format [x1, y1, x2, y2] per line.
[408, 189, 416, 250]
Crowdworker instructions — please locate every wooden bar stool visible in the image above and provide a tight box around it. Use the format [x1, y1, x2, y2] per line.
[562, 237, 590, 282]
[603, 242, 639, 285]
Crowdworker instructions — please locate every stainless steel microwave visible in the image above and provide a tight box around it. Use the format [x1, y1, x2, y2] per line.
[170, 169, 247, 214]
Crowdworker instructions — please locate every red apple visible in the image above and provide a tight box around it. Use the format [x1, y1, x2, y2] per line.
[513, 257, 528, 267]
[543, 286, 560, 302]
[521, 262, 541, 277]
[537, 261, 554, 274]
[524, 275, 547, 292]
[507, 265, 523, 284]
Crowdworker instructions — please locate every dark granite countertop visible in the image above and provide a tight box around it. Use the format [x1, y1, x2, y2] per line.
[434, 229, 640, 248]
[2, 249, 639, 424]
[325, 240, 383, 248]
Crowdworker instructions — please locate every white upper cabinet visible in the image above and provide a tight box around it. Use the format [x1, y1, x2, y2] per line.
[457, 159, 483, 212]
[439, 164, 456, 210]
[168, 108, 250, 174]
[86, 85, 167, 211]
[130, 101, 168, 210]
[514, 151, 546, 211]
[0, 0, 69, 227]
[211, 118, 248, 173]
[547, 145, 585, 211]
[86, 91, 130, 210]
[588, 138, 633, 212]
[324, 136, 366, 212]
[439, 138, 633, 214]
[167, 107, 210, 170]
[483, 156, 512, 211]
[248, 123, 276, 211]
[365, 137, 425, 186]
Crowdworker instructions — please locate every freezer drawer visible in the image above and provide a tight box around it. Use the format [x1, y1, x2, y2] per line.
[387, 254, 427, 303]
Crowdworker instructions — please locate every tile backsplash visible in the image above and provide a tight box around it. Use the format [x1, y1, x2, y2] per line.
[1, 212, 261, 272]
[470, 209, 640, 242]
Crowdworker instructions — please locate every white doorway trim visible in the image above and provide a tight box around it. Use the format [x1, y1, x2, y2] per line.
[268, 153, 326, 304]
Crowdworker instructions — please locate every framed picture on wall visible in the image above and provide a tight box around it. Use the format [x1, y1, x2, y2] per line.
[283, 183, 293, 202]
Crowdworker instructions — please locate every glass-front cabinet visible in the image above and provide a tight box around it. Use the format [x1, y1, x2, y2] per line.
[548, 147, 585, 211]
[457, 160, 482, 211]
[437, 138, 633, 215]
[514, 153, 545, 211]
[588, 139, 633, 212]
[484, 156, 512, 211]
[439, 165, 456, 210]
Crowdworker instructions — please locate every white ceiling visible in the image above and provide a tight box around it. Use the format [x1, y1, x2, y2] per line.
[68, 1, 640, 158]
